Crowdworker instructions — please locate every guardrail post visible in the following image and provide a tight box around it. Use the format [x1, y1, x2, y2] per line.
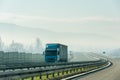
[40, 74, 41, 80]
[31, 76, 34, 80]
[59, 71, 62, 76]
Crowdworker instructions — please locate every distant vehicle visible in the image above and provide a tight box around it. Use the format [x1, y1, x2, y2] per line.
[45, 43, 68, 62]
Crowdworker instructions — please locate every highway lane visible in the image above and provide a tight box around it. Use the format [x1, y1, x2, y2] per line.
[73, 58, 120, 80]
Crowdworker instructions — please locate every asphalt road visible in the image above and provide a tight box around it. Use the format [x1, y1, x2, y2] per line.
[74, 58, 120, 80]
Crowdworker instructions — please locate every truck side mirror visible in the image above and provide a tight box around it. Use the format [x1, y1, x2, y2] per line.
[58, 52, 59, 55]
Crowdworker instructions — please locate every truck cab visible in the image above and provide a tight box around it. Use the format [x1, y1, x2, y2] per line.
[45, 43, 67, 62]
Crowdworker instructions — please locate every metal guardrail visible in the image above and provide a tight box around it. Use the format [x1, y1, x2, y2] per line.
[0, 59, 107, 79]
[0, 59, 105, 71]
[62, 61, 112, 80]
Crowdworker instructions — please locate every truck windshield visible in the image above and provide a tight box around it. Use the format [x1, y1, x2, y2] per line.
[45, 50, 57, 56]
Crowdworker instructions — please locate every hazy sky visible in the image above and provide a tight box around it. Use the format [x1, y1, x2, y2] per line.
[0, 0, 120, 52]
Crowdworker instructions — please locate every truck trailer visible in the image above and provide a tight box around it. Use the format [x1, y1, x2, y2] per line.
[45, 43, 68, 62]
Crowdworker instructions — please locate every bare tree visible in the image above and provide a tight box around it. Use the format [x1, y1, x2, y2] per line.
[34, 38, 43, 53]
[9, 40, 24, 52]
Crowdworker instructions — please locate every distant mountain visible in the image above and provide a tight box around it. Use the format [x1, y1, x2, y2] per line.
[0, 23, 53, 53]
[0, 23, 54, 36]
[0, 22, 114, 52]
[0, 23, 59, 44]
[0, 22, 110, 39]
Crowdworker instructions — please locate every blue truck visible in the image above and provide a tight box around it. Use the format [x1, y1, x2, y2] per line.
[45, 43, 68, 62]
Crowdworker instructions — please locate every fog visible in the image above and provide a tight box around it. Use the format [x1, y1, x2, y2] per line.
[0, 37, 43, 53]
